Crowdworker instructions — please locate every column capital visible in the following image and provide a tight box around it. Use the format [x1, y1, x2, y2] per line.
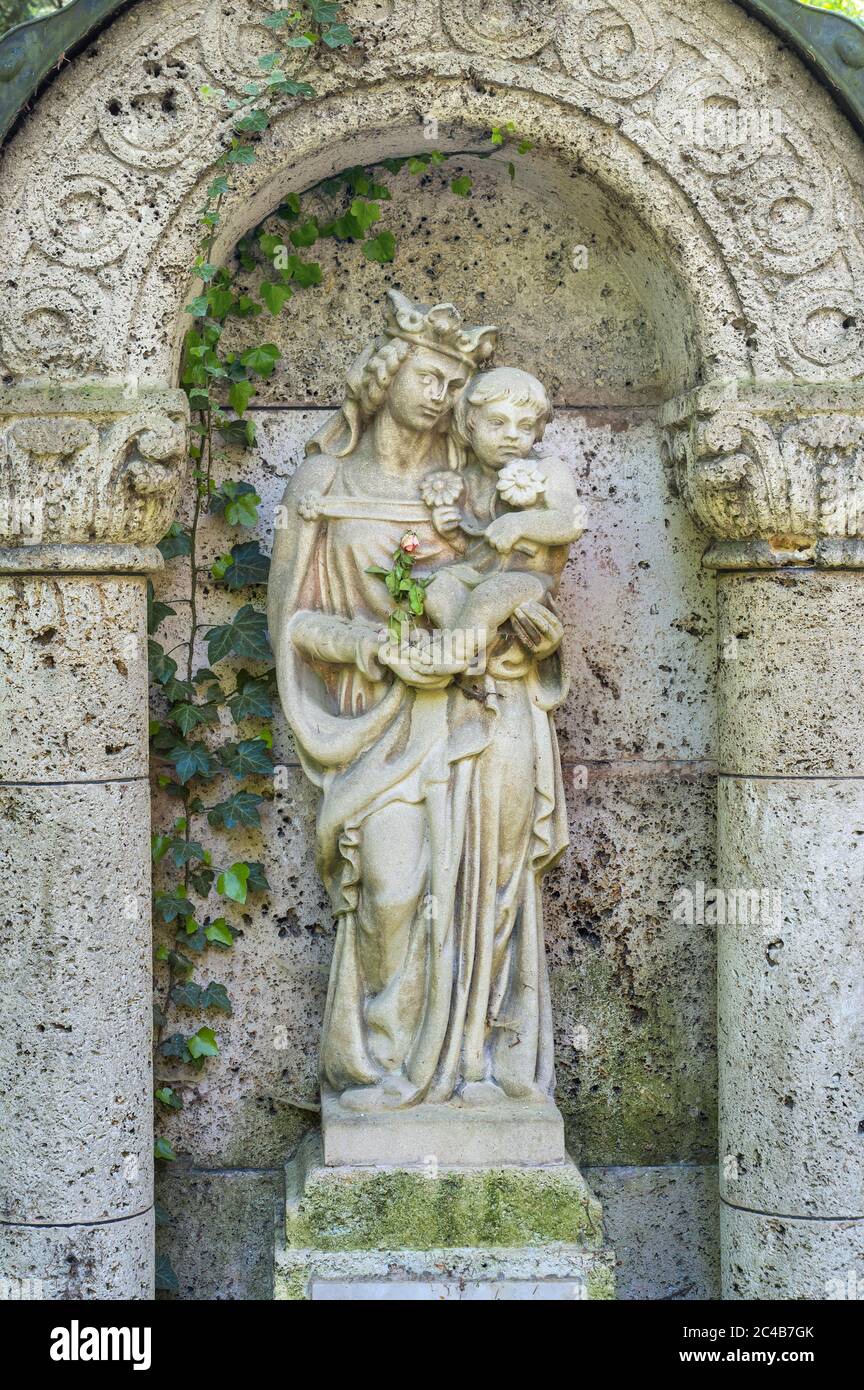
[660, 380, 864, 570]
[0, 384, 188, 573]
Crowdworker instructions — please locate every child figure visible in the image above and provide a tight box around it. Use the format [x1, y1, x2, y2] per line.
[415, 367, 584, 673]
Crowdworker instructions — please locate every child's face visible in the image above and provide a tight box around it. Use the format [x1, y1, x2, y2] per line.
[469, 397, 542, 469]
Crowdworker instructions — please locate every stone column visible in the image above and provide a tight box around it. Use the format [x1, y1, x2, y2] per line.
[0, 386, 187, 1300]
[663, 381, 864, 1300]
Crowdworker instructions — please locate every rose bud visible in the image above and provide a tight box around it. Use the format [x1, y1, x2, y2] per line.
[400, 531, 421, 555]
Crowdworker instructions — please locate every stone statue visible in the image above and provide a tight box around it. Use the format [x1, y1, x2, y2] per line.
[269, 290, 584, 1143]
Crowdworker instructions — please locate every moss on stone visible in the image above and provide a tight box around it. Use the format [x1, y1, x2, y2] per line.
[285, 1137, 604, 1252]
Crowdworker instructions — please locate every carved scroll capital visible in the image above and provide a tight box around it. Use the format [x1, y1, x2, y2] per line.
[0, 384, 188, 573]
[660, 380, 864, 569]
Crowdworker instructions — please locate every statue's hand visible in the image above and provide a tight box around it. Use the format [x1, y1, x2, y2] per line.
[484, 513, 524, 554]
[511, 601, 564, 660]
[432, 504, 463, 537]
[380, 643, 455, 689]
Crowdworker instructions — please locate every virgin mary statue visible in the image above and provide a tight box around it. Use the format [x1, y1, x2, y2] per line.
[268, 290, 572, 1124]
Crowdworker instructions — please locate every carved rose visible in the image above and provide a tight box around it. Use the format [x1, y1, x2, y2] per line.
[420, 470, 464, 508]
[496, 461, 547, 508]
[297, 493, 322, 520]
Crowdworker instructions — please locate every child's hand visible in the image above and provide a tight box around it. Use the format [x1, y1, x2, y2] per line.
[432, 504, 462, 537]
[484, 513, 524, 554]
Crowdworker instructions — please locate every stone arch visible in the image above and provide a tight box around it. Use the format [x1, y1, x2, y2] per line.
[2, 0, 864, 1303]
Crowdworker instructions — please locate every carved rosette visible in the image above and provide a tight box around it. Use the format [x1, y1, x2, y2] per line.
[661, 382, 864, 569]
[0, 387, 189, 572]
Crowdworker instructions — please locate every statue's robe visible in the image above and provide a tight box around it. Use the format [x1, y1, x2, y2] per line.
[269, 449, 569, 1104]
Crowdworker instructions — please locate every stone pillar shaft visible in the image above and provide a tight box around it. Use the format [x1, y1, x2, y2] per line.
[717, 570, 864, 1298]
[0, 386, 187, 1299]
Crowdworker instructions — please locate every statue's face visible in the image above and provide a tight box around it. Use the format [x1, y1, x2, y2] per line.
[469, 397, 541, 470]
[388, 349, 469, 432]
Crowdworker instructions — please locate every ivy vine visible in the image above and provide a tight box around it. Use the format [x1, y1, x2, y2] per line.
[147, 0, 529, 1294]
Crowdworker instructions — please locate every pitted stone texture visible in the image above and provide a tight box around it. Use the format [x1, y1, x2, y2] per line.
[4, 0, 864, 393]
[722, 1204, 864, 1302]
[719, 571, 864, 777]
[0, 574, 148, 782]
[718, 776, 864, 1219]
[586, 1164, 720, 1301]
[1, 1209, 154, 1301]
[548, 764, 717, 1167]
[156, 1166, 279, 1301]
[285, 1132, 604, 1252]
[0, 780, 153, 1223]
[224, 152, 693, 408]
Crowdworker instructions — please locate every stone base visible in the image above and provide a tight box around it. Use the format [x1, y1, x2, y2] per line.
[321, 1087, 566, 1166]
[276, 1243, 616, 1301]
[277, 1131, 614, 1300]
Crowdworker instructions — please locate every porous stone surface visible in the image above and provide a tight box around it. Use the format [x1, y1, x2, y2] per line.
[2, 1209, 154, 1301]
[586, 1164, 720, 1300]
[718, 775, 864, 1220]
[276, 1242, 615, 1302]
[0, 574, 148, 782]
[224, 152, 693, 409]
[156, 1165, 279, 1301]
[722, 1204, 864, 1301]
[284, 1132, 604, 1252]
[0, 780, 153, 1224]
[718, 570, 864, 776]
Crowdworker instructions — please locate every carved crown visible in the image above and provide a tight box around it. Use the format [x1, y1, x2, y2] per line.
[384, 288, 497, 369]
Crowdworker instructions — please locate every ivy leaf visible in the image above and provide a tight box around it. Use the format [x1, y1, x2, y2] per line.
[172, 703, 218, 737]
[207, 790, 266, 829]
[283, 255, 322, 287]
[170, 980, 205, 1009]
[201, 981, 232, 1015]
[205, 919, 236, 948]
[219, 736, 274, 779]
[210, 481, 261, 526]
[227, 144, 256, 166]
[157, 522, 192, 561]
[217, 862, 250, 904]
[155, 1255, 180, 1294]
[151, 832, 171, 863]
[240, 343, 281, 379]
[170, 741, 220, 785]
[216, 417, 257, 448]
[349, 197, 380, 234]
[260, 280, 293, 315]
[189, 865, 216, 897]
[187, 1026, 219, 1060]
[289, 219, 319, 248]
[206, 285, 234, 318]
[155, 1086, 183, 1111]
[154, 1137, 177, 1162]
[362, 230, 396, 264]
[206, 605, 272, 663]
[147, 580, 176, 635]
[154, 889, 194, 924]
[158, 1033, 190, 1060]
[451, 175, 473, 197]
[214, 541, 271, 589]
[167, 837, 207, 868]
[245, 861, 270, 894]
[228, 378, 255, 417]
[234, 109, 269, 133]
[225, 672, 273, 721]
[322, 23, 353, 47]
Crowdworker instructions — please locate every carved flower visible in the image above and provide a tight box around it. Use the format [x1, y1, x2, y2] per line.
[400, 530, 421, 554]
[420, 470, 464, 508]
[297, 493, 322, 521]
[496, 461, 547, 509]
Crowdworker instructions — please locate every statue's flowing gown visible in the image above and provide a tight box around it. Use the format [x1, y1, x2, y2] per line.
[270, 449, 569, 1104]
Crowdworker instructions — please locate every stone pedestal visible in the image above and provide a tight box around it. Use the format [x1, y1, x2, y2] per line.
[276, 1132, 614, 1301]
[0, 385, 186, 1299]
